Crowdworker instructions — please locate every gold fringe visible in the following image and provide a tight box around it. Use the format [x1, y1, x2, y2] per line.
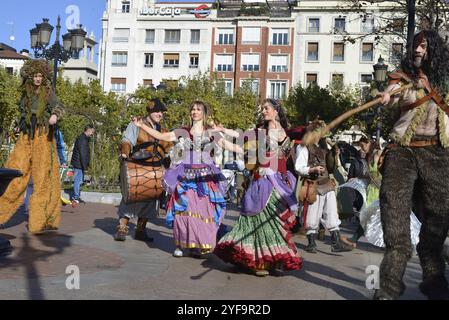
[175, 241, 213, 249]
[175, 211, 215, 224]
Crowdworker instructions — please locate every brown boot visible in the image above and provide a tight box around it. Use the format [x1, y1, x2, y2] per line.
[114, 218, 129, 241]
[134, 218, 154, 242]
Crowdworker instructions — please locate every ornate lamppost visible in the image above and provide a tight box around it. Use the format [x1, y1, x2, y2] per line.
[373, 55, 388, 143]
[30, 16, 87, 89]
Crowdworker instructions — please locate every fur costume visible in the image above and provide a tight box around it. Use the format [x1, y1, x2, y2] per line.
[376, 30, 449, 300]
[0, 59, 64, 233]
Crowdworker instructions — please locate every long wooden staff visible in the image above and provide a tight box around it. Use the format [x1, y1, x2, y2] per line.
[302, 83, 413, 146]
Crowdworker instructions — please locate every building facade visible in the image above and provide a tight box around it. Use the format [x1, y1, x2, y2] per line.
[61, 33, 98, 84]
[99, 0, 406, 96]
[0, 43, 28, 75]
[100, 0, 216, 93]
[293, 0, 405, 88]
[212, 0, 296, 99]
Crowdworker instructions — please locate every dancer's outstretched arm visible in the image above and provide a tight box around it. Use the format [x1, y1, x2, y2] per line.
[133, 117, 176, 142]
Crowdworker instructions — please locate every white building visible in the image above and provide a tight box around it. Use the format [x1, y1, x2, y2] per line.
[0, 43, 28, 75]
[100, 0, 216, 94]
[293, 0, 405, 88]
[61, 33, 98, 84]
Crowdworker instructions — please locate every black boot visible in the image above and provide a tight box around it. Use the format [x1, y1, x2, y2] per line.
[419, 275, 449, 300]
[330, 230, 353, 252]
[134, 218, 154, 242]
[306, 233, 317, 253]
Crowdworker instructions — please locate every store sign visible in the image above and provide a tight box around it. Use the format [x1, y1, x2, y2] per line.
[140, 6, 182, 17]
[189, 5, 211, 19]
[140, 5, 211, 18]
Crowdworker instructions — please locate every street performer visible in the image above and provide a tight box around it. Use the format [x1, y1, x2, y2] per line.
[114, 98, 172, 242]
[295, 119, 353, 253]
[374, 30, 449, 300]
[0, 59, 64, 234]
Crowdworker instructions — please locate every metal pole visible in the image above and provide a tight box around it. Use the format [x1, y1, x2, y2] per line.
[407, 0, 416, 54]
[52, 16, 62, 91]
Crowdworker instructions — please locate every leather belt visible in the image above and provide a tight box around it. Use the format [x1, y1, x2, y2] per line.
[390, 136, 440, 148]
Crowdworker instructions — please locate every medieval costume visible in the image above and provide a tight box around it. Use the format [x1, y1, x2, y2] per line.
[0, 59, 64, 233]
[374, 30, 449, 300]
[214, 99, 302, 276]
[115, 99, 172, 242]
[134, 101, 241, 258]
[295, 121, 354, 253]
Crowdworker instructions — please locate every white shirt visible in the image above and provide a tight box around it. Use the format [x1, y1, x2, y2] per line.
[295, 144, 310, 177]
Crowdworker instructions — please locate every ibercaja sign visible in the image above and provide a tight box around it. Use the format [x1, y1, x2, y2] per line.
[140, 4, 211, 18]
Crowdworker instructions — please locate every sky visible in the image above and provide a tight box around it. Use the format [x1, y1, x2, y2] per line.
[0, 0, 106, 58]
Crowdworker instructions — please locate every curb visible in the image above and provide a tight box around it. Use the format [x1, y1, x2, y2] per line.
[62, 190, 122, 206]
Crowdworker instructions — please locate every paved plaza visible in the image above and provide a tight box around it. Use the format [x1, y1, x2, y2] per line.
[0, 201, 444, 300]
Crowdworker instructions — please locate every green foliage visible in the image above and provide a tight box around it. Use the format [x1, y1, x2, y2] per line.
[0, 69, 21, 166]
[284, 82, 364, 131]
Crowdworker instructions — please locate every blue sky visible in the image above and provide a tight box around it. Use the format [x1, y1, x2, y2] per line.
[0, 1, 106, 56]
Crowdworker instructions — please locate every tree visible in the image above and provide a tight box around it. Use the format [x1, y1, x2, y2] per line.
[284, 82, 363, 131]
[0, 69, 21, 166]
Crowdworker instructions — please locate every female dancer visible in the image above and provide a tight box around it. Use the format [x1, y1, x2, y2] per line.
[134, 100, 243, 258]
[214, 99, 302, 276]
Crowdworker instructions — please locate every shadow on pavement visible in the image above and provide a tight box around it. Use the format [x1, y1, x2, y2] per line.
[0, 232, 72, 300]
[290, 259, 368, 300]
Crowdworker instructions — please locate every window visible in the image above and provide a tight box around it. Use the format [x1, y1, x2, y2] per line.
[144, 53, 154, 68]
[331, 74, 344, 88]
[362, 43, 374, 62]
[189, 54, 199, 68]
[217, 28, 234, 45]
[269, 81, 287, 99]
[307, 42, 319, 61]
[242, 27, 261, 44]
[241, 54, 260, 72]
[113, 28, 130, 42]
[111, 78, 126, 93]
[215, 54, 233, 72]
[308, 18, 320, 33]
[6, 67, 14, 75]
[392, 18, 404, 33]
[241, 79, 259, 95]
[217, 79, 233, 96]
[165, 30, 181, 44]
[112, 52, 128, 66]
[145, 29, 155, 44]
[122, 1, 130, 13]
[271, 29, 289, 45]
[362, 16, 374, 33]
[163, 53, 179, 67]
[333, 42, 345, 62]
[143, 79, 153, 88]
[361, 74, 373, 84]
[392, 43, 403, 62]
[306, 73, 318, 86]
[191, 30, 200, 44]
[334, 18, 346, 32]
[268, 55, 288, 72]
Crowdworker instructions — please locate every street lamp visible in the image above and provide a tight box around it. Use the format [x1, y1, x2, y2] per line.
[30, 16, 87, 90]
[373, 55, 388, 143]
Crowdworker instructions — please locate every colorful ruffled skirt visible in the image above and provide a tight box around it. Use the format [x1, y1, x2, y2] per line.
[214, 174, 302, 272]
[164, 164, 227, 251]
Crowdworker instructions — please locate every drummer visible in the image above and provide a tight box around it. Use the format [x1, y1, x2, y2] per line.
[114, 98, 172, 242]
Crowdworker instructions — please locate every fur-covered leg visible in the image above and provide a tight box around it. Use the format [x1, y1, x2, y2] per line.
[378, 147, 416, 299]
[28, 132, 60, 233]
[415, 146, 449, 299]
[0, 134, 32, 224]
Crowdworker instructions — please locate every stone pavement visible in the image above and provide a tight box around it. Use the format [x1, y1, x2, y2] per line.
[0, 201, 446, 300]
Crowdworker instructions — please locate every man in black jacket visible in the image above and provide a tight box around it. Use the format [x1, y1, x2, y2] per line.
[71, 125, 95, 203]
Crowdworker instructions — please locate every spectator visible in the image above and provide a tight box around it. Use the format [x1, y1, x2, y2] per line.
[71, 124, 95, 204]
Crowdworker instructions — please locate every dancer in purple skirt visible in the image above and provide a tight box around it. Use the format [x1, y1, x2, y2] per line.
[133, 100, 243, 258]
